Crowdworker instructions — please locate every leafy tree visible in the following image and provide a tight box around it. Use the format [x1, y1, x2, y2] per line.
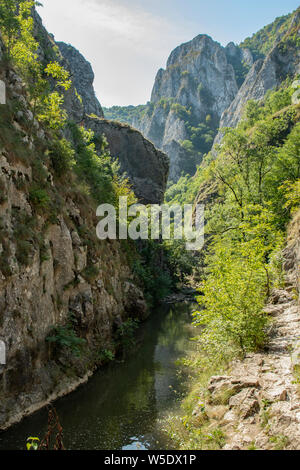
[191, 82, 299, 358]
[0, 0, 19, 57]
[195, 239, 269, 358]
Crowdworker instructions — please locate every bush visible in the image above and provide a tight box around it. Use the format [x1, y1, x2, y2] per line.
[48, 138, 75, 175]
[47, 324, 86, 357]
[116, 318, 139, 349]
[29, 187, 50, 209]
[195, 240, 269, 357]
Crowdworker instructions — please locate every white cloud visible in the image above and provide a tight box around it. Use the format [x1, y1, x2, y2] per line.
[37, 0, 190, 106]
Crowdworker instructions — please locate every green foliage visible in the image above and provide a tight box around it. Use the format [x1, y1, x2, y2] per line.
[26, 437, 40, 451]
[44, 62, 72, 90]
[163, 239, 195, 282]
[115, 318, 140, 349]
[195, 239, 270, 357]
[0, 0, 20, 56]
[191, 82, 300, 358]
[171, 103, 191, 121]
[132, 242, 174, 304]
[29, 187, 50, 209]
[98, 349, 115, 363]
[47, 321, 86, 357]
[103, 104, 148, 125]
[82, 264, 100, 282]
[68, 123, 116, 205]
[38, 62, 71, 129]
[0, 1, 71, 135]
[282, 179, 300, 213]
[240, 12, 293, 60]
[38, 91, 67, 129]
[48, 137, 75, 175]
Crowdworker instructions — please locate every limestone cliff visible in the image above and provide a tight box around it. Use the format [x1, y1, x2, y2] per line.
[85, 116, 169, 204]
[0, 8, 169, 430]
[57, 42, 104, 119]
[104, 8, 299, 181]
[0, 52, 151, 429]
[33, 10, 169, 205]
[214, 9, 300, 145]
[134, 35, 239, 180]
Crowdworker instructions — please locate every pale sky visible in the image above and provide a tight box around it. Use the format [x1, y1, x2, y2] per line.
[37, 0, 300, 107]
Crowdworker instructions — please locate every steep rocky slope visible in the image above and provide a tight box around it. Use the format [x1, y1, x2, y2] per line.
[33, 10, 169, 204]
[104, 8, 299, 181]
[0, 10, 168, 430]
[57, 42, 104, 119]
[132, 35, 239, 181]
[85, 116, 169, 204]
[0, 64, 147, 429]
[214, 9, 300, 144]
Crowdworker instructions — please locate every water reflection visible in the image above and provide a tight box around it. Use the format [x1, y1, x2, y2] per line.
[0, 303, 197, 450]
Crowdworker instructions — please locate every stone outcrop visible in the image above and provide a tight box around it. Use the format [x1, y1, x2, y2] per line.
[133, 35, 239, 180]
[85, 117, 169, 204]
[214, 9, 300, 145]
[57, 42, 104, 119]
[32, 10, 169, 204]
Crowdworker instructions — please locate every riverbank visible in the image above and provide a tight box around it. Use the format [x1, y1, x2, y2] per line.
[159, 233, 300, 451]
[0, 303, 198, 450]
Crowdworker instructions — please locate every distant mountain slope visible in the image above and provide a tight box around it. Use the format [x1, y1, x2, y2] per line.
[240, 12, 293, 60]
[104, 8, 300, 182]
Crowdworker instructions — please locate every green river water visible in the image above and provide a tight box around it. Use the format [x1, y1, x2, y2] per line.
[0, 302, 197, 450]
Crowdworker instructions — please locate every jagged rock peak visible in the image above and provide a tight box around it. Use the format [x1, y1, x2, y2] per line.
[166, 34, 216, 68]
[151, 33, 238, 109]
[136, 33, 239, 180]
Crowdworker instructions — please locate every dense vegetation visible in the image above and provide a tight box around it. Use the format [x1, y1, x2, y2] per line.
[0, 0, 176, 361]
[240, 12, 293, 60]
[103, 104, 147, 125]
[162, 79, 300, 449]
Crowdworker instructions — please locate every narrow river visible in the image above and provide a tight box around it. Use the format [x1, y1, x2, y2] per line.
[0, 302, 197, 450]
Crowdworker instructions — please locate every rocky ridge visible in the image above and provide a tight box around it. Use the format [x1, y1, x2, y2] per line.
[133, 34, 239, 180]
[214, 9, 300, 145]
[105, 8, 299, 181]
[85, 116, 169, 204]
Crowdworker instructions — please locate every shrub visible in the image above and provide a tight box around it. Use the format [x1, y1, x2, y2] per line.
[48, 137, 75, 175]
[29, 187, 50, 209]
[47, 324, 86, 357]
[116, 318, 139, 349]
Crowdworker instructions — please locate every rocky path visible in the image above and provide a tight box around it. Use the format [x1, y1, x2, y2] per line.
[205, 288, 300, 450]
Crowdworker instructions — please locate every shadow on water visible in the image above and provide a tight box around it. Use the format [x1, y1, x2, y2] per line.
[0, 302, 197, 450]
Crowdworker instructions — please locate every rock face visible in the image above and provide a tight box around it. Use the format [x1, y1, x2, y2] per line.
[0, 58, 149, 430]
[105, 8, 299, 181]
[133, 35, 239, 180]
[57, 42, 104, 119]
[0, 8, 171, 430]
[32, 11, 169, 204]
[214, 9, 300, 144]
[85, 117, 169, 204]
